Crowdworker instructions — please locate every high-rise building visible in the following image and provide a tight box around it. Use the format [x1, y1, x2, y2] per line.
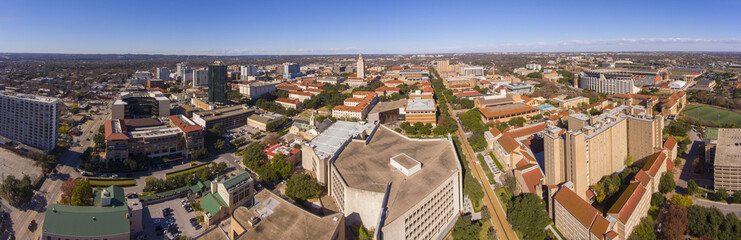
[578, 70, 637, 94]
[543, 106, 664, 200]
[192, 69, 209, 87]
[176, 62, 188, 80]
[282, 63, 301, 79]
[155, 67, 170, 80]
[711, 128, 741, 192]
[356, 54, 365, 79]
[434, 60, 451, 72]
[208, 61, 228, 104]
[0, 91, 59, 152]
[460, 66, 484, 76]
[239, 65, 258, 80]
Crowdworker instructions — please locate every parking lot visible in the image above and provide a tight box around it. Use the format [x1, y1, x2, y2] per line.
[142, 197, 204, 239]
[227, 125, 261, 141]
[0, 147, 42, 180]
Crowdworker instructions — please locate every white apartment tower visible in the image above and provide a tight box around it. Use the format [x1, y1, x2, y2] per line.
[240, 65, 258, 80]
[192, 69, 209, 87]
[0, 91, 60, 152]
[357, 54, 366, 79]
[155, 67, 170, 80]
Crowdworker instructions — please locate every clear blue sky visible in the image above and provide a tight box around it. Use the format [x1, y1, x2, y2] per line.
[1, 0, 740, 55]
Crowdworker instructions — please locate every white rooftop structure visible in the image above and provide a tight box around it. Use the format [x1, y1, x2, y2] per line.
[306, 121, 376, 160]
[405, 98, 436, 111]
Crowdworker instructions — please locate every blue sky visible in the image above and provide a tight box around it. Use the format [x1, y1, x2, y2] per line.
[1, 0, 740, 55]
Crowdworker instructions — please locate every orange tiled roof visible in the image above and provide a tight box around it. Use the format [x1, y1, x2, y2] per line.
[589, 215, 611, 238]
[520, 165, 544, 193]
[642, 152, 667, 177]
[289, 91, 313, 96]
[276, 98, 301, 104]
[608, 182, 647, 223]
[375, 87, 400, 91]
[479, 105, 538, 119]
[664, 136, 677, 149]
[169, 116, 203, 133]
[104, 119, 129, 140]
[553, 187, 600, 230]
[634, 170, 651, 187]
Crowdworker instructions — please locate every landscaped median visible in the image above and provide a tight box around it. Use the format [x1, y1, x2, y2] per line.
[165, 162, 212, 180]
[87, 177, 137, 187]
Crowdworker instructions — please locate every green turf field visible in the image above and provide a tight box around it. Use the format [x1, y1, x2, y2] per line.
[682, 104, 741, 125]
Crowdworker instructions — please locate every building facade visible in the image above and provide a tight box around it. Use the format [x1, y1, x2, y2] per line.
[356, 54, 366, 79]
[103, 116, 204, 162]
[0, 91, 59, 152]
[208, 61, 228, 104]
[111, 91, 170, 119]
[192, 105, 254, 130]
[712, 128, 741, 192]
[578, 70, 637, 94]
[238, 81, 276, 99]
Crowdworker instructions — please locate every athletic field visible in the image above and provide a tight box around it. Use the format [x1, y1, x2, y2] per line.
[681, 104, 741, 125]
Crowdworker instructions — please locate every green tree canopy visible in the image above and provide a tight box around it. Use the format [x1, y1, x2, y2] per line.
[687, 179, 699, 196]
[506, 193, 549, 240]
[0, 175, 34, 206]
[628, 216, 657, 240]
[659, 172, 675, 194]
[71, 180, 93, 206]
[285, 173, 322, 202]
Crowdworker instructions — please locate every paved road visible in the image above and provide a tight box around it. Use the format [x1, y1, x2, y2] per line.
[4, 111, 107, 239]
[694, 198, 741, 216]
[445, 101, 518, 240]
[676, 130, 714, 193]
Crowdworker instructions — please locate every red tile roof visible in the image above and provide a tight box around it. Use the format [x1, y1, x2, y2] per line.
[608, 182, 647, 223]
[169, 115, 203, 133]
[634, 170, 651, 187]
[375, 87, 400, 91]
[553, 187, 600, 230]
[289, 91, 314, 96]
[520, 165, 544, 193]
[104, 119, 129, 140]
[276, 98, 301, 104]
[642, 152, 667, 177]
[664, 136, 677, 149]
[589, 216, 611, 238]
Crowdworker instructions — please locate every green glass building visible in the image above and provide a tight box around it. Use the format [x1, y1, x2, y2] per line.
[208, 61, 228, 104]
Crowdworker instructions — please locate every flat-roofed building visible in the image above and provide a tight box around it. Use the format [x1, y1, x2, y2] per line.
[553, 96, 590, 109]
[238, 81, 276, 99]
[404, 97, 437, 125]
[367, 99, 406, 124]
[103, 116, 204, 162]
[192, 105, 254, 130]
[543, 105, 664, 200]
[302, 121, 377, 185]
[712, 128, 741, 192]
[579, 70, 638, 94]
[111, 91, 170, 119]
[479, 103, 539, 123]
[501, 82, 535, 95]
[247, 113, 286, 131]
[226, 190, 345, 240]
[0, 91, 59, 152]
[328, 125, 462, 240]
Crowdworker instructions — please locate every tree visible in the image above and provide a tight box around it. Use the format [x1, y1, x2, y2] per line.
[688, 205, 724, 238]
[671, 194, 694, 208]
[716, 188, 729, 201]
[452, 216, 480, 240]
[625, 155, 635, 166]
[659, 172, 675, 194]
[271, 154, 293, 178]
[262, 134, 280, 146]
[728, 191, 741, 204]
[686, 180, 699, 196]
[719, 213, 741, 240]
[460, 98, 475, 108]
[285, 174, 322, 202]
[191, 148, 209, 161]
[628, 216, 657, 240]
[214, 139, 226, 150]
[35, 154, 58, 172]
[71, 180, 93, 206]
[660, 205, 688, 240]
[651, 192, 666, 207]
[60, 178, 78, 205]
[0, 175, 34, 206]
[506, 194, 549, 240]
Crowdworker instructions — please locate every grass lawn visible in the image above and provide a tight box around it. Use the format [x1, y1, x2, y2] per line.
[488, 152, 504, 170]
[682, 104, 741, 125]
[494, 187, 511, 212]
[478, 154, 496, 184]
[88, 178, 137, 187]
[165, 162, 211, 179]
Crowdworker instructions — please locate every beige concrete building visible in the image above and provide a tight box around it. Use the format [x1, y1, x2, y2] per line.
[543, 106, 664, 200]
[111, 91, 170, 119]
[0, 91, 59, 152]
[225, 190, 345, 240]
[553, 96, 590, 109]
[404, 97, 437, 126]
[328, 125, 462, 240]
[607, 182, 651, 239]
[302, 121, 377, 185]
[192, 105, 254, 130]
[712, 128, 741, 192]
[103, 115, 204, 162]
[552, 184, 614, 240]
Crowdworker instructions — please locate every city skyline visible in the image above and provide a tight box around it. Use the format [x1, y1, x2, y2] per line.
[1, 0, 740, 55]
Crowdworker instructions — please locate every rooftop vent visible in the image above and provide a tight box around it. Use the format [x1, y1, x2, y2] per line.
[390, 153, 422, 177]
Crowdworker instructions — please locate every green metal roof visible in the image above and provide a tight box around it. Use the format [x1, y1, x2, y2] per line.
[201, 193, 227, 216]
[43, 204, 130, 237]
[221, 172, 251, 190]
[94, 186, 126, 207]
